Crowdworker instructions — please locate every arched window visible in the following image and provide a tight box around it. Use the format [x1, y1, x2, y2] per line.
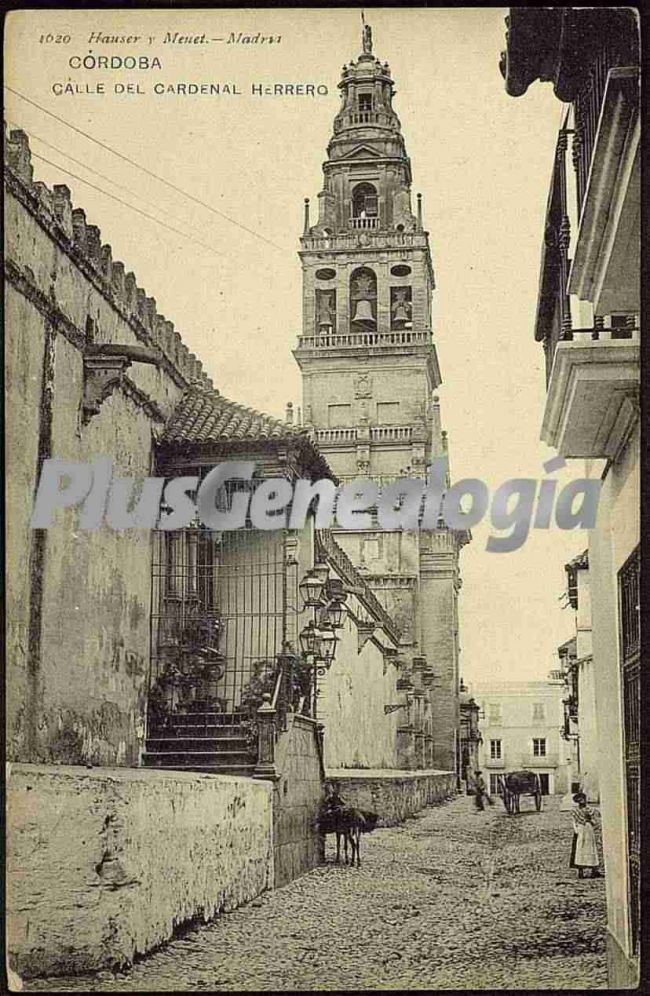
[352, 183, 378, 219]
[350, 266, 377, 328]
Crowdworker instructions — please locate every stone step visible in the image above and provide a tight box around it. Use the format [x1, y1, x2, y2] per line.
[148, 722, 248, 736]
[147, 736, 250, 748]
[142, 756, 257, 776]
[158, 711, 247, 723]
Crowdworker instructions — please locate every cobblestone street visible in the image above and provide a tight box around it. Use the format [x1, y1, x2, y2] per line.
[26, 794, 607, 992]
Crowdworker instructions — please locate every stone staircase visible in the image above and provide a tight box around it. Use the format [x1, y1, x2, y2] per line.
[143, 710, 257, 776]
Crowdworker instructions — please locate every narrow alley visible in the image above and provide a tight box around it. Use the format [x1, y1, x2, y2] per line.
[27, 794, 607, 992]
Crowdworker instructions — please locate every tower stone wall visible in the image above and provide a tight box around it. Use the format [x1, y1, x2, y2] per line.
[293, 25, 469, 773]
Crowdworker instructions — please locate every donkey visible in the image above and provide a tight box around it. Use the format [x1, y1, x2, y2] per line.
[319, 796, 378, 867]
[335, 806, 366, 867]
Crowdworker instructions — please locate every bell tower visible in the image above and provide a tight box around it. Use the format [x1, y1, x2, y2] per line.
[293, 22, 468, 776]
[294, 21, 441, 483]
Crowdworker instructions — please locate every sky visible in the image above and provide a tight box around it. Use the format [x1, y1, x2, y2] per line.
[5, 7, 588, 685]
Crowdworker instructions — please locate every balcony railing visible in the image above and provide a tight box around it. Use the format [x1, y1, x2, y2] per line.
[560, 325, 639, 343]
[535, 127, 572, 383]
[313, 426, 414, 447]
[295, 330, 431, 351]
[333, 111, 398, 132]
[314, 428, 357, 445]
[300, 230, 428, 252]
[370, 426, 412, 442]
[350, 216, 381, 230]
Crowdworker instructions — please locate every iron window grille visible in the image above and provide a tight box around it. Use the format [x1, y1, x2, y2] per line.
[148, 473, 299, 732]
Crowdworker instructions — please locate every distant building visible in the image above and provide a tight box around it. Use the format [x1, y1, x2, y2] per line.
[500, 7, 640, 986]
[474, 680, 571, 798]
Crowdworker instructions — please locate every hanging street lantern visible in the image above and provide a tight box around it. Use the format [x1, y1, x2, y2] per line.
[299, 620, 325, 657]
[326, 598, 346, 629]
[299, 569, 326, 608]
[319, 623, 338, 666]
[323, 578, 348, 629]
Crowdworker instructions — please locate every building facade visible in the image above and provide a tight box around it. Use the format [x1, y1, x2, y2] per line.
[474, 680, 571, 798]
[293, 25, 469, 775]
[500, 8, 640, 986]
[560, 551, 600, 804]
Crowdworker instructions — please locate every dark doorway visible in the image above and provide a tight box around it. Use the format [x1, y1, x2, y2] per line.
[539, 773, 550, 795]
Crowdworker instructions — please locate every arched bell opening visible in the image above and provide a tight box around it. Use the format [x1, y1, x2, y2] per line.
[350, 266, 377, 330]
[390, 286, 413, 330]
[351, 182, 378, 220]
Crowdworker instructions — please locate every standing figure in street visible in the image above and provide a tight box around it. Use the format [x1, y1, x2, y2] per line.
[474, 770, 491, 811]
[570, 792, 602, 878]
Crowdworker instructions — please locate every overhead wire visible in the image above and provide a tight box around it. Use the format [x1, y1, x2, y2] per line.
[29, 150, 227, 258]
[7, 118, 227, 257]
[5, 85, 288, 253]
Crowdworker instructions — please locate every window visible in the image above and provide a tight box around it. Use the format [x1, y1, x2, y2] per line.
[327, 404, 352, 427]
[488, 703, 502, 723]
[362, 538, 380, 563]
[358, 93, 372, 112]
[490, 739, 501, 760]
[533, 738, 547, 757]
[532, 702, 545, 721]
[376, 401, 401, 424]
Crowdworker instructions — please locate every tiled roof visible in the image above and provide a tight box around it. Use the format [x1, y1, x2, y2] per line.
[160, 384, 336, 482]
[162, 384, 308, 445]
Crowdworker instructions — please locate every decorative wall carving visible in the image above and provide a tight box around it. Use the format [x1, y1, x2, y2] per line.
[354, 373, 373, 398]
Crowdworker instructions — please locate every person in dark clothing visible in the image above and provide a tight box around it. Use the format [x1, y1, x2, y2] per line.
[475, 770, 491, 811]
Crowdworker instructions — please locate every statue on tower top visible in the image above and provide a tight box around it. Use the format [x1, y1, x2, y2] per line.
[361, 13, 373, 54]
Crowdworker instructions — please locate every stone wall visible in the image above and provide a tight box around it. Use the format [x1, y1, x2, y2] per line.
[326, 768, 456, 826]
[5, 128, 212, 766]
[272, 715, 325, 886]
[420, 530, 463, 772]
[7, 764, 273, 979]
[317, 612, 400, 770]
[588, 421, 640, 985]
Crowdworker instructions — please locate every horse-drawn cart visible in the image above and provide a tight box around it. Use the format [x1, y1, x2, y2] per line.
[498, 770, 543, 813]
